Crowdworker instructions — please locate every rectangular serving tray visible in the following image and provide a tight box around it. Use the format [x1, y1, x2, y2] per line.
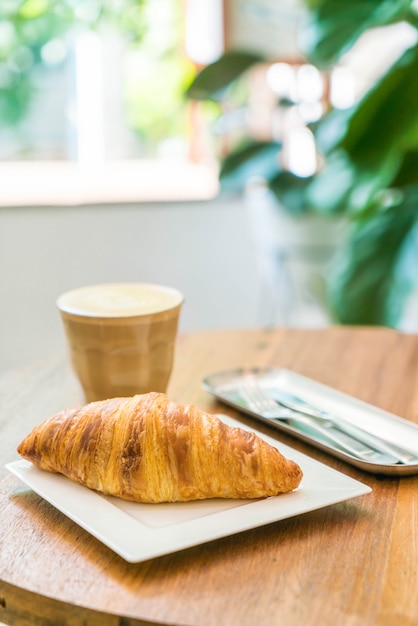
[202, 367, 418, 476]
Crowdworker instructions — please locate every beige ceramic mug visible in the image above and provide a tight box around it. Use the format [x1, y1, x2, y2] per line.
[57, 283, 183, 402]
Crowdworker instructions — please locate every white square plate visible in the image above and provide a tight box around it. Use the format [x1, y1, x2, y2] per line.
[6, 415, 371, 563]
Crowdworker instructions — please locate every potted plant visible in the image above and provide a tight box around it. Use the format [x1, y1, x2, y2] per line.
[186, 0, 418, 328]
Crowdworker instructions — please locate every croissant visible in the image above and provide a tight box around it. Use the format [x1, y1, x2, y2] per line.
[17, 392, 302, 502]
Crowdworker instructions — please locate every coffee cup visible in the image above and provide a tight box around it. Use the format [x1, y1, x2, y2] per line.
[57, 283, 183, 402]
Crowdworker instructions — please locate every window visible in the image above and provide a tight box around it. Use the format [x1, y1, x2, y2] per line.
[0, 0, 220, 205]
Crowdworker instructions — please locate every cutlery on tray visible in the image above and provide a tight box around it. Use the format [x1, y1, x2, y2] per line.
[238, 380, 418, 465]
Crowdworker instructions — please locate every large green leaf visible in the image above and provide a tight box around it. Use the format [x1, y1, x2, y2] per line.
[342, 45, 418, 159]
[307, 147, 403, 214]
[311, 107, 353, 156]
[300, 0, 414, 66]
[219, 140, 282, 192]
[186, 50, 264, 101]
[304, 150, 355, 214]
[328, 187, 418, 326]
[393, 151, 418, 187]
[269, 171, 314, 215]
[314, 44, 418, 161]
[309, 45, 418, 213]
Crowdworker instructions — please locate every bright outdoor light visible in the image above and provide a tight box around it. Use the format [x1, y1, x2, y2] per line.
[288, 126, 316, 177]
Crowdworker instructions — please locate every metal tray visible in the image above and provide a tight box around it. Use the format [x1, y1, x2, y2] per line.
[202, 367, 418, 476]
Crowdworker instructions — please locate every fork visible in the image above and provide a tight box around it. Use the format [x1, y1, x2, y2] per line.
[238, 380, 417, 465]
[238, 382, 297, 418]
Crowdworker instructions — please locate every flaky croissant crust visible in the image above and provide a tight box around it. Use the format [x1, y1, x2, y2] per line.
[17, 392, 302, 502]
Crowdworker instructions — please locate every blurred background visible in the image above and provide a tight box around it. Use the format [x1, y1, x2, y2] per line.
[1, 0, 418, 372]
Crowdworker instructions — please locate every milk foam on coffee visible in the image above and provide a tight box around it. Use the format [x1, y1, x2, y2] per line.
[57, 283, 183, 317]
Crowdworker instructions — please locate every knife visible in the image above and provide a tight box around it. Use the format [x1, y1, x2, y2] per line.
[269, 389, 418, 465]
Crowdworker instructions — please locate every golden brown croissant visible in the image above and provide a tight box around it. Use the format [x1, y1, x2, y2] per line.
[17, 392, 302, 502]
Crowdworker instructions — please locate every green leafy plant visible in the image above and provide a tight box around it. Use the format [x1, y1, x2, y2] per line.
[186, 0, 418, 327]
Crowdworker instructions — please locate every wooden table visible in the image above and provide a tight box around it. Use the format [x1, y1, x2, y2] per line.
[1, 326, 418, 626]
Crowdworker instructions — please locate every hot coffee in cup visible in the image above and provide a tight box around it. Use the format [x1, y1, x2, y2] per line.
[57, 283, 183, 402]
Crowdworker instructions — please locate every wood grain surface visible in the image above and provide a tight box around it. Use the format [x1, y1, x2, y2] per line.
[1, 326, 418, 626]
